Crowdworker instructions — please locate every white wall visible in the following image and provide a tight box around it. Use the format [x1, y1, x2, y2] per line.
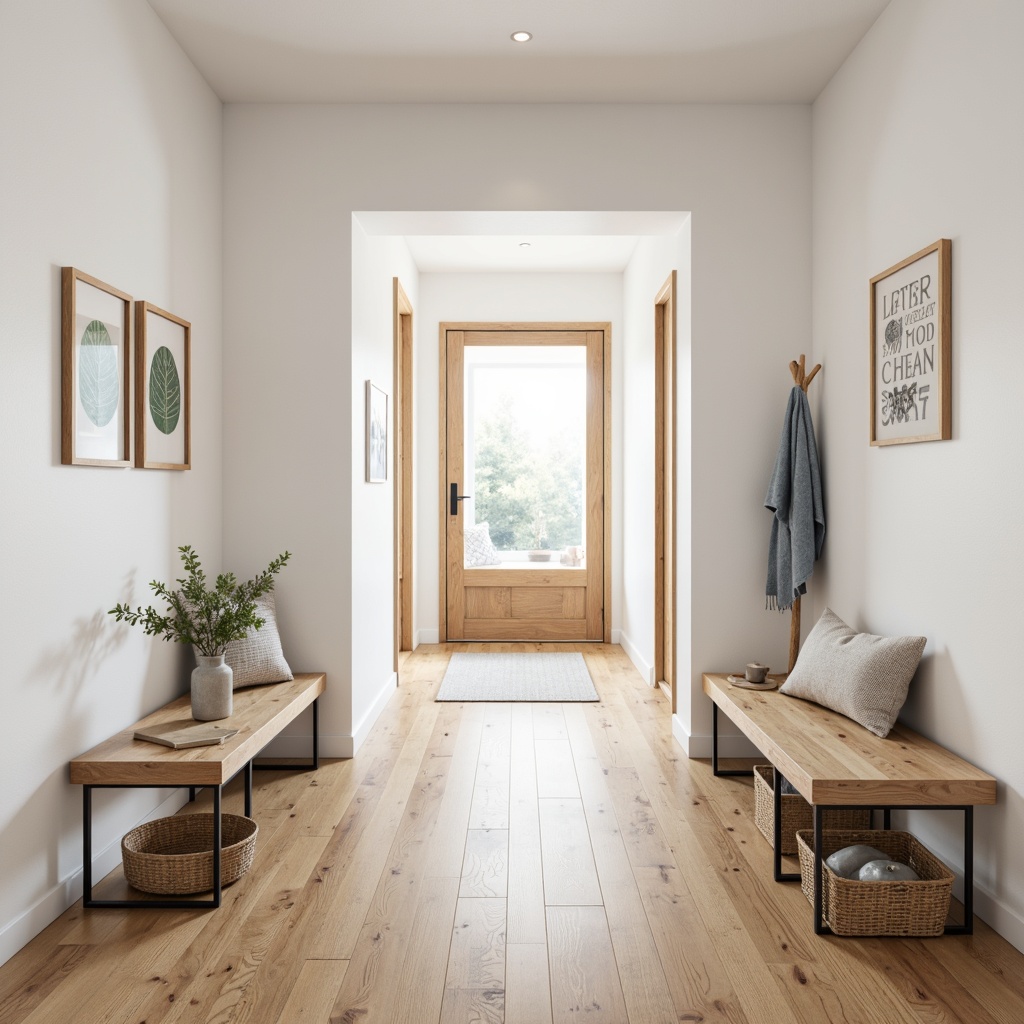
[0, 0, 223, 965]
[812, 0, 1024, 948]
[415, 271, 624, 645]
[620, 228, 692, 701]
[350, 220, 419, 748]
[223, 103, 812, 761]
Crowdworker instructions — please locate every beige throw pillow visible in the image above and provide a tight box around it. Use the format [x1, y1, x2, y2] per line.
[222, 591, 294, 689]
[779, 607, 925, 738]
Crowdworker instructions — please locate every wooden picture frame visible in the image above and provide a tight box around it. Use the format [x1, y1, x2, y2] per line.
[366, 380, 388, 483]
[869, 239, 951, 446]
[61, 268, 132, 467]
[135, 301, 191, 470]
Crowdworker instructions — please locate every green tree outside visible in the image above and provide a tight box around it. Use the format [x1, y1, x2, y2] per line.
[473, 395, 584, 551]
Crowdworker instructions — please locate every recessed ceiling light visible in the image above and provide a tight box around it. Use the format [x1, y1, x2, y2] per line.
[511, 31, 532, 43]
[519, 242, 531, 248]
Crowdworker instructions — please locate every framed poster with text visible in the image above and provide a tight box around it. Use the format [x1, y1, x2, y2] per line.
[869, 239, 951, 446]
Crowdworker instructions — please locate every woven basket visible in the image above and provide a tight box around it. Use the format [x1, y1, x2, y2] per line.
[795, 829, 954, 936]
[753, 766, 870, 855]
[121, 813, 258, 895]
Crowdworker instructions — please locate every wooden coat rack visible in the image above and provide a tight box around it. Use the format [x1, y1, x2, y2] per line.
[786, 354, 821, 673]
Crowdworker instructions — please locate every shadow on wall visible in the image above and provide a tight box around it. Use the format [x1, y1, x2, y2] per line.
[29, 567, 192, 765]
[30, 571, 135, 699]
[902, 646, 978, 760]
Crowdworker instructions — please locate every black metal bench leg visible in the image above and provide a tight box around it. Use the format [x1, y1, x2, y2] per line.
[813, 803, 829, 935]
[83, 786, 93, 904]
[82, 783, 221, 910]
[244, 760, 253, 819]
[963, 805, 974, 934]
[773, 769, 801, 882]
[941, 805, 974, 935]
[312, 698, 319, 769]
[211, 785, 222, 906]
[254, 696, 321, 772]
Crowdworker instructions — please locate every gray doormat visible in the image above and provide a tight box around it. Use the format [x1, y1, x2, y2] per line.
[435, 652, 599, 702]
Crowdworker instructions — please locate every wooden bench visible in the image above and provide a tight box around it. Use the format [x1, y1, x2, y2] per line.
[70, 672, 326, 910]
[703, 672, 997, 935]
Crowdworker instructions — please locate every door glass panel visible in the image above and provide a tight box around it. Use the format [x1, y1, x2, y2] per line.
[464, 345, 586, 568]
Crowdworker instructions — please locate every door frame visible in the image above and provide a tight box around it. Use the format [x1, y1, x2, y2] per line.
[654, 274, 677, 712]
[393, 278, 414, 670]
[438, 321, 612, 643]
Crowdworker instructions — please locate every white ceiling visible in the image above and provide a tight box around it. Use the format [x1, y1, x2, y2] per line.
[356, 211, 688, 272]
[147, 0, 889, 104]
[405, 236, 640, 274]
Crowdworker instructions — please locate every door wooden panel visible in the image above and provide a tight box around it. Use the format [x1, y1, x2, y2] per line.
[463, 619, 588, 641]
[510, 588, 566, 620]
[561, 588, 586, 619]
[442, 325, 607, 642]
[465, 587, 512, 619]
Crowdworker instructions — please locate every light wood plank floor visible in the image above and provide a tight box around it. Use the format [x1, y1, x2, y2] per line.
[3, 643, 1024, 1023]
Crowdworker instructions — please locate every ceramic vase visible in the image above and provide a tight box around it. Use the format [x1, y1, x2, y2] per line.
[191, 654, 233, 721]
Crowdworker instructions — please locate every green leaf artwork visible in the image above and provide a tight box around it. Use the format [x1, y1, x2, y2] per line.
[149, 345, 181, 435]
[78, 320, 119, 428]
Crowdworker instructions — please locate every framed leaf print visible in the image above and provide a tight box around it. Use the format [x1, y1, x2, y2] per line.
[135, 302, 191, 470]
[61, 268, 132, 467]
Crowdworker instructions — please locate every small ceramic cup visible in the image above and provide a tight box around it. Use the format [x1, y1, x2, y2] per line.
[745, 662, 769, 683]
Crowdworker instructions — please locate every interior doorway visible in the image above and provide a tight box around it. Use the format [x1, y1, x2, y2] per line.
[393, 279, 414, 670]
[439, 322, 611, 642]
[654, 273, 677, 711]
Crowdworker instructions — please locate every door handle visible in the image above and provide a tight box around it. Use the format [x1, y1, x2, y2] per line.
[450, 483, 471, 516]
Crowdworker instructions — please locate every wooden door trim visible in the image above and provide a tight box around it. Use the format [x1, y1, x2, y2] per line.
[393, 278, 413, 670]
[438, 321, 612, 643]
[654, 273, 677, 711]
[438, 322, 448, 643]
[602, 325, 612, 644]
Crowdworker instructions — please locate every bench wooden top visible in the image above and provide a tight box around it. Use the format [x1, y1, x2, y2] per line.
[703, 673, 996, 807]
[69, 673, 326, 787]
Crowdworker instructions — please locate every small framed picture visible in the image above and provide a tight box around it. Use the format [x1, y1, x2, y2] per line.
[366, 380, 388, 483]
[869, 239, 951, 446]
[136, 302, 191, 470]
[61, 268, 132, 467]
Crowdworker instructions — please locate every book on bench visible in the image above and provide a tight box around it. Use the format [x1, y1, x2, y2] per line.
[133, 721, 239, 749]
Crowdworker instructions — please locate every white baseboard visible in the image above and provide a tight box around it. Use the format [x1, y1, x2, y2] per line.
[973, 882, 1024, 954]
[0, 787, 190, 969]
[610, 628, 622, 645]
[417, 628, 440, 645]
[617, 630, 654, 686]
[671, 714, 690, 755]
[670, 716, 762, 760]
[350, 672, 399, 755]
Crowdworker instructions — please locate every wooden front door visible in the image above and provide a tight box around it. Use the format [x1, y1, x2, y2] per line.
[441, 324, 608, 642]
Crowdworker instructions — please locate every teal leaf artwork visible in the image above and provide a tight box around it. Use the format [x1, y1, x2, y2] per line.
[149, 345, 181, 435]
[78, 320, 119, 427]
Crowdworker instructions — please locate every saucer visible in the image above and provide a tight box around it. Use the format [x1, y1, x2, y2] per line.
[726, 674, 778, 690]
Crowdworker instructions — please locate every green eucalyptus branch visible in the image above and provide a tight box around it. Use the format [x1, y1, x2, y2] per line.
[110, 546, 291, 656]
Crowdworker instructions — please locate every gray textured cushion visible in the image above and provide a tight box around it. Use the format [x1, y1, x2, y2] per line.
[779, 607, 925, 737]
[223, 591, 293, 689]
[464, 522, 501, 567]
